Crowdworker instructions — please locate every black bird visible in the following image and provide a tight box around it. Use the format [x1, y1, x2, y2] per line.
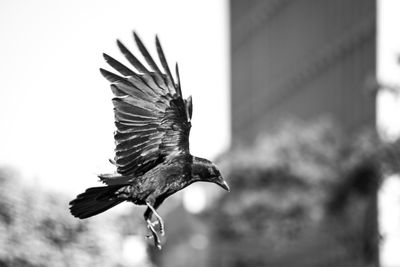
[69, 32, 230, 249]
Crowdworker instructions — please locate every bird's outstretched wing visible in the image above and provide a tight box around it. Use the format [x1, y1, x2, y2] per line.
[99, 32, 192, 182]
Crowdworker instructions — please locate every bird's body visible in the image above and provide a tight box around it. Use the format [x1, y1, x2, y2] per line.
[102, 154, 204, 206]
[69, 32, 229, 249]
[106, 154, 194, 204]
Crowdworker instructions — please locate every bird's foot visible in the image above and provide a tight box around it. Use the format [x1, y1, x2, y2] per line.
[145, 220, 165, 235]
[158, 219, 165, 236]
[145, 220, 158, 238]
[146, 202, 165, 236]
[146, 219, 162, 250]
[149, 220, 159, 227]
[154, 220, 165, 236]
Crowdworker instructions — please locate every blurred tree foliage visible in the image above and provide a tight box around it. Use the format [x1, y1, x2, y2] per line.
[0, 167, 148, 267]
[207, 120, 400, 267]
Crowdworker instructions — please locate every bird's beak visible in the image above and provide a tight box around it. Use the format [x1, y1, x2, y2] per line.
[219, 179, 230, 192]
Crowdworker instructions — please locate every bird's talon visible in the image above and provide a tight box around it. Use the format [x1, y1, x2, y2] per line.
[146, 219, 162, 248]
[146, 202, 165, 237]
[147, 219, 158, 227]
[152, 234, 161, 248]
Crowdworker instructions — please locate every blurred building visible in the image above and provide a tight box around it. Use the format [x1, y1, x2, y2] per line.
[231, 0, 376, 143]
[223, 0, 379, 266]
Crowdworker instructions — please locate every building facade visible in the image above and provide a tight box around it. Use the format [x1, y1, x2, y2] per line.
[231, 0, 376, 143]
[225, 1, 379, 266]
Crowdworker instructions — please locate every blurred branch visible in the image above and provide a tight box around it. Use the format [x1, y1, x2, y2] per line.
[208, 120, 400, 267]
[0, 166, 148, 267]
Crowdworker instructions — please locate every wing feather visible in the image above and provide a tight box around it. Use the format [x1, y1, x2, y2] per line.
[155, 35, 175, 88]
[103, 53, 137, 77]
[114, 129, 157, 141]
[112, 98, 157, 119]
[111, 83, 158, 104]
[133, 32, 162, 75]
[175, 63, 182, 97]
[100, 68, 132, 87]
[116, 143, 160, 166]
[116, 39, 149, 73]
[116, 133, 163, 152]
[115, 122, 159, 132]
[100, 33, 191, 181]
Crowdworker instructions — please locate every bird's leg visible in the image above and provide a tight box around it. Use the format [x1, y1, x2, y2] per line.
[144, 200, 164, 249]
[144, 207, 156, 239]
[146, 202, 165, 236]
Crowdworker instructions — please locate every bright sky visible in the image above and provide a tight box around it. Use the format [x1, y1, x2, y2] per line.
[0, 0, 229, 193]
[377, 1, 400, 266]
[377, 0, 400, 141]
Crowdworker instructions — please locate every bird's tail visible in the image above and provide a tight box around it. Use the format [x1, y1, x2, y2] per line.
[69, 185, 126, 219]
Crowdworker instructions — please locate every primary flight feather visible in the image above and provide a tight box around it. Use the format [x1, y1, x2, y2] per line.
[69, 32, 229, 249]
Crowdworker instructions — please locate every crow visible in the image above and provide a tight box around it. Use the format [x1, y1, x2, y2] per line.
[69, 32, 230, 249]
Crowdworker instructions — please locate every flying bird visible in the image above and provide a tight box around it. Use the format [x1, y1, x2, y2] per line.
[69, 32, 230, 249]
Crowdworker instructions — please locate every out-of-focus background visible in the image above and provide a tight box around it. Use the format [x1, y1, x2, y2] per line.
[0, 0, 400, 266]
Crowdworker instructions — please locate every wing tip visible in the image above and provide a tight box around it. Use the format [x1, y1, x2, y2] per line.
[116, 39, 126, 51]
[175, 63, 182, 95]
[103, 53, 111, 61]
[133, 31, 141, 44]
[99, 67, 108, 76]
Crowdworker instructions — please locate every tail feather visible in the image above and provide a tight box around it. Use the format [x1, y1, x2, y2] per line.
[69, 185, 125, 219]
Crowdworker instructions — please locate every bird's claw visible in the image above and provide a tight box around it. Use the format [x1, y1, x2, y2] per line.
[154, 215, 165, 236]
[145, 202, 165, 248]
[151, 219, 165, 236]
[148, 220, 159, 227]
[145, 203, 165, 235]
[146, 219, 162, 249]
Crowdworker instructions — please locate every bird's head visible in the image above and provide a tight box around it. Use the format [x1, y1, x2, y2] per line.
[191, 156, 230, 192]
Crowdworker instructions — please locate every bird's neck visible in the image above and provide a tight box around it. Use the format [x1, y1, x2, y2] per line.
[190, 156, 211, 181]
